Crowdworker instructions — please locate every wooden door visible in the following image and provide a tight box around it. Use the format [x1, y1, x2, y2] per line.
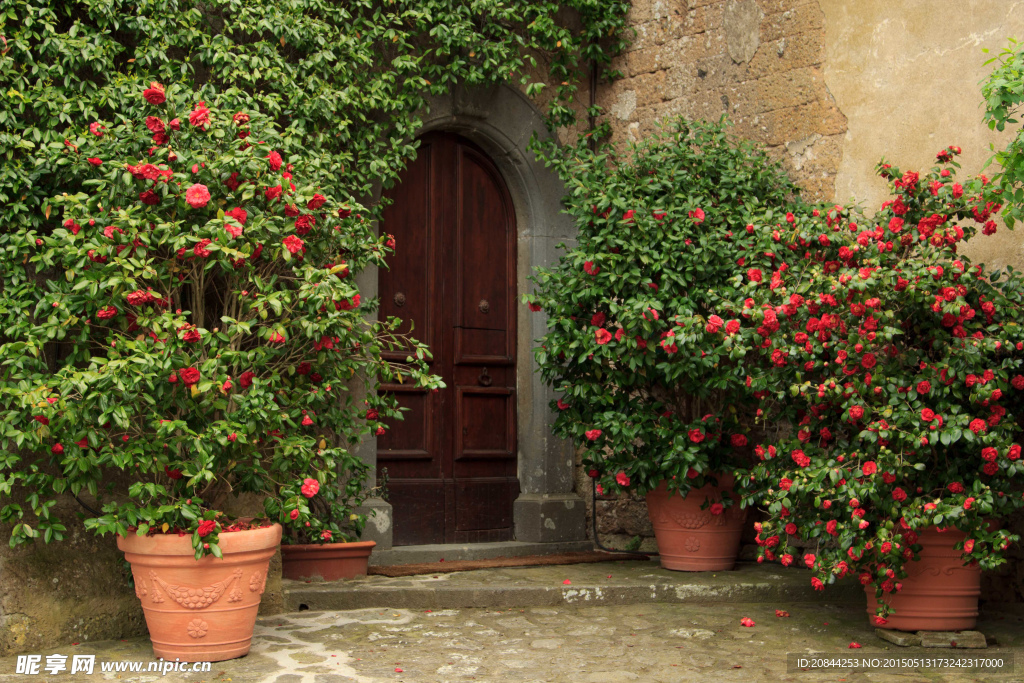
[377, 132, 518, 546]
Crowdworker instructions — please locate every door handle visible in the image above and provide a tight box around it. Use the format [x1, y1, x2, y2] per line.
[478, 367, 492, 387]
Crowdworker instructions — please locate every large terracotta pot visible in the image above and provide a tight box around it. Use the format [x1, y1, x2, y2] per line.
[645, 476, 747, 571]
[866, 526, 982, 631]
[281, 540, 376, 581]
[118, 523, 282, 662]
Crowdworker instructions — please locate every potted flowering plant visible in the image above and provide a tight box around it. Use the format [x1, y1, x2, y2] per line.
[0, 83, 440, 660]
[527, 118, 801, 570]
[740, 146, 1024, 630]
[272, 470, 378, 582]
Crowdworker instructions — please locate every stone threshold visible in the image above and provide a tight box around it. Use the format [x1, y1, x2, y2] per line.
[368, 539, 597, 566]
[283, 560, 863, 612]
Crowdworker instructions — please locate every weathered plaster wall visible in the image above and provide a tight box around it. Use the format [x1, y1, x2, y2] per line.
[820, 0, 1024, 270]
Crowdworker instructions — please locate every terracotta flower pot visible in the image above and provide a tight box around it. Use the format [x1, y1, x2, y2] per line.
[866, 526, 982, 631]
[645, 476, 747, 571]
[281, 540, 376, 581]
[118, 523, 282, 662]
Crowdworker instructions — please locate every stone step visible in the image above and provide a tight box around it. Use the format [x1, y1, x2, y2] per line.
[283, 560, 863, 612]
[368, 539, 598, 566]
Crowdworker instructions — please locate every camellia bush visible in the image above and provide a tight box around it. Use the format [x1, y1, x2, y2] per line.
[740, 146, 1024, 621]
[0, 85, 442, 557]
[526, 118, 803, 504]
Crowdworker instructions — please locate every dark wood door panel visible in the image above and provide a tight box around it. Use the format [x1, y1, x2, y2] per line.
[455, 478, 517, 530]
[377, 132, 517, 546]
[457, 147, 513, 333]
[390, 479, 445, 546]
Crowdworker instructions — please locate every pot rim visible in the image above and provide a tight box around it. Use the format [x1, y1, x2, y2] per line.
[117, 522, 282, 555]
[281, 540, 376, 552]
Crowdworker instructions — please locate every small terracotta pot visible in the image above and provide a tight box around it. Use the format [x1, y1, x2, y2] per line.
[645, 476, 747, 571]
[281, 540, 376, 581]
[866, 526, 982, 631]
[118, 523, 282, 662]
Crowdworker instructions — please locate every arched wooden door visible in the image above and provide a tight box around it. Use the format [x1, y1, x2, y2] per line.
[377, 132, 518, 545]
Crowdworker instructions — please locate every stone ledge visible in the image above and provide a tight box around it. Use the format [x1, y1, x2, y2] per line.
[368, 540, 596, 566]
[283, 561, 862, 612]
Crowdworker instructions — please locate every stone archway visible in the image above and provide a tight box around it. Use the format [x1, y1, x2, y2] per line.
[355, 84, 588, 552]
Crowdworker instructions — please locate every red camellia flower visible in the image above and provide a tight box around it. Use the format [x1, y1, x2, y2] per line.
[89, 121, 105, 137]
[725, 319, 740, 335]
[791, 449, 810, 467]
[189, 101, 211, 129]
[920, 408, 936, 422]
[688, 428, 705, 443]
[239, 371, 255, 387]
[583, 260, 600, 276]
[710, 503, 724, 515]
[595, 328, 613, 345]
[267, 151, 283, 171]
[615, 472, 630, 487]
[307, 194, 327, 210]
[861, 461, 877, 476]
[225, 207, 247, 225]
[282, 235, 305, 254]
[51, 443, 64, 455]
[731, 434, 748, 447]
[892, 487, 907, 502]
[143, 82, 166, 105]
[917, 380, 931, 394]
[963, 497, 975, 510]
[197, 520, 217, 537]
[557, 398, 570, 410]
[301, 478, 320, 498]
[848, 405, 865, 421]
[739, 617, 755, 627]
[97, 306, 118, 319]
[165, 465, 183, 480]
[265, 185, 283, 202]
[294, 215, 315, 235]
[811, 577, 824, 591]
[585, 429, 602, 441]
[969, 418, 987, 434]
[981, 447, 998, 462]
[747, 268, 763, 283]
[193, 238, 212, 258]
[185, 184, 211, 208]
[179, 367, 201, 386]
[86, 157, 102, 166]
[289, 509, 300, 521]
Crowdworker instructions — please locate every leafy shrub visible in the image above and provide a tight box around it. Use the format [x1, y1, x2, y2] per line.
[0, 86, 441, 556]
[527, 118, 801, 502]
[741, 147, 1024, 621]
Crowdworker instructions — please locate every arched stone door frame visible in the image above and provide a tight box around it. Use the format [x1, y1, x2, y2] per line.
[356, 84, 587, 549]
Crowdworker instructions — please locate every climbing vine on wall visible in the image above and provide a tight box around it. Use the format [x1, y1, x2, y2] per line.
[0, 0, 631, 546]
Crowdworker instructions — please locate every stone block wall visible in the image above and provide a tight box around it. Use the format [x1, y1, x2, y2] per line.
[595, 0, 847, 202]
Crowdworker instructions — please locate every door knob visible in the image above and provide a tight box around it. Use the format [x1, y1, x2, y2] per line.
[478, 299, 490, 314]
[478, 367, 492, 387]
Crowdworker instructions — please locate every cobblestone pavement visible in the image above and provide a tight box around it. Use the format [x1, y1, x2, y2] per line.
[1, 600, 1022, 682]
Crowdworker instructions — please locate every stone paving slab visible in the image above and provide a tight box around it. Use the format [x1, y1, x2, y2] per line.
[284, 561, 864, 612]
[0, 600, 1022, 682]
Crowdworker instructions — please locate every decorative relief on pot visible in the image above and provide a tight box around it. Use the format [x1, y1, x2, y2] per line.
[134, 576, 148, 600]
[249, 570, 266, 594]
[149, 569, 243, 610]
[684, 537, 701, 552]
[186, 619, 209, 639]
[667, 510, 712, 530]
